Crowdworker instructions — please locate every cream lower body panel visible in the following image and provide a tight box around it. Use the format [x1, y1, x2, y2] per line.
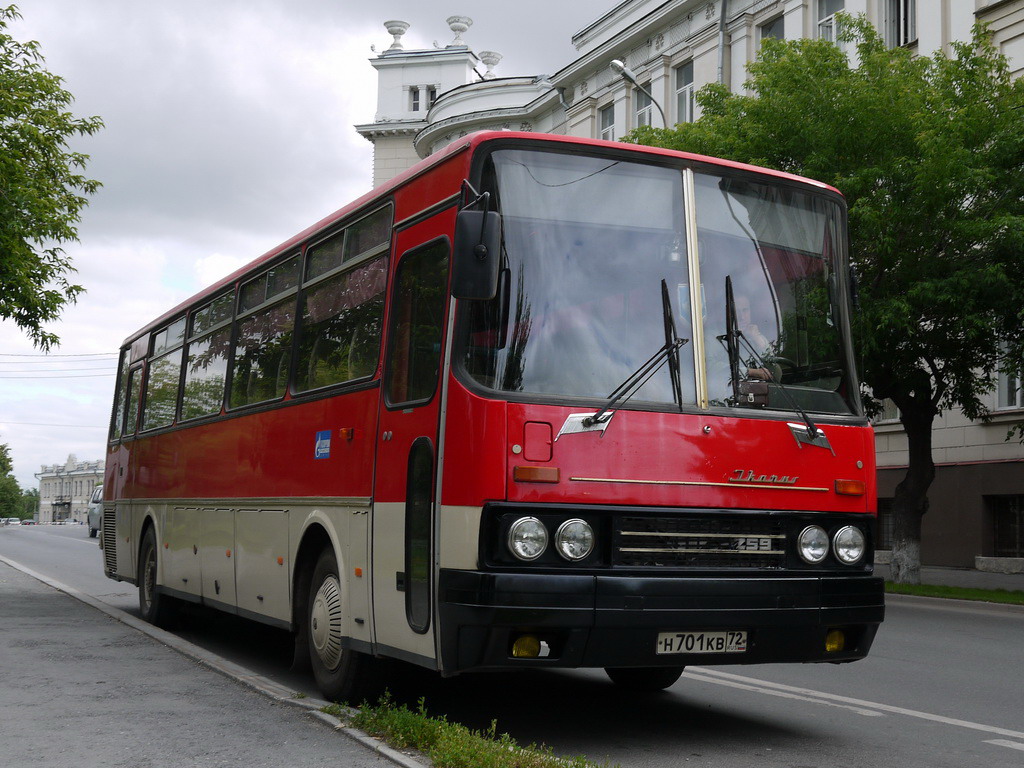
[117, 497, 370, 642]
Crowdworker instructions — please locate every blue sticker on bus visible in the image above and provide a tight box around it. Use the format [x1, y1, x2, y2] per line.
[315, 430, 331, 459]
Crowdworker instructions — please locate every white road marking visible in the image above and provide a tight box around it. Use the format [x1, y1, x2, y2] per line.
[985, 740, 1024, 752]
[688, 668, 1024, 740]
[680, 671, 884, 717]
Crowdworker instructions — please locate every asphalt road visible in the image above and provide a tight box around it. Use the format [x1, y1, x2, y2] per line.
[3, 523, 1023, 768]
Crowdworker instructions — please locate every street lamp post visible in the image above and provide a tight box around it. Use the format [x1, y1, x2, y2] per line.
[610, 59, 668, 128]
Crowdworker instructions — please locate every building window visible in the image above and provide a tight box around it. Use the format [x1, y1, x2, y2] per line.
[998, 354, 1022, 410]
[634, 83, 653, 128]
[674, 62, 694, 124]
[600, 104, 615, 141]
[885, 0, 916, 47]
[990, 496, 1024, 558]
[409, 86, 420, 112]
[874, 397, 900, 423]
[876, 498, 894, 550]
[818, 0, 844, 43]
[998, 369, 1022, 409]
[426, 86, 437, 108]
[760, 15, 785, 43]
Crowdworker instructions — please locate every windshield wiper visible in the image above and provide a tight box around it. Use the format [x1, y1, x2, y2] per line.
[584, 280, 688, 427]
[718, 275, 831, 451]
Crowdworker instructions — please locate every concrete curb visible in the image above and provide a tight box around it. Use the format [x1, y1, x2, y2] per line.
[0, 554, 429, 768]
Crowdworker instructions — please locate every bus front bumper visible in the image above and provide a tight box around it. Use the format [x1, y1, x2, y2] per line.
[437, 569, 884, 674]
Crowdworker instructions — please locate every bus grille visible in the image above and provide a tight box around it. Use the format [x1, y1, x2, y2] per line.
[102, 505, 117, 575]
[614, 515, 786, 568]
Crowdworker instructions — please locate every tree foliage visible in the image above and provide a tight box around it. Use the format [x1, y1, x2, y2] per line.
[627, 16, 1024, 582]
[0, 4, 102, 349]
[19, 486, 38, 519]
[0, 442, 21, 517]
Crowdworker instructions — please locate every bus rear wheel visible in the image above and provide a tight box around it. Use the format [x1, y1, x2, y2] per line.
[137, 526, 178, 628]
[307, 547, 371, 702]
[605, 666, 684, 691]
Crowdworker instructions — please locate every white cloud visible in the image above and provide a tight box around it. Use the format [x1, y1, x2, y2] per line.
[2, 0, 605, 490]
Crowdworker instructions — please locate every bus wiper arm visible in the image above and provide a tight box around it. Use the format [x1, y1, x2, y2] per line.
[584, 280, 688, 427]
[734, 329, 832, 452]
[718, 275, 829, 451]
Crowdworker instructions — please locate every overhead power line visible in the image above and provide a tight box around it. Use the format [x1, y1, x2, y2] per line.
[0, 352, 117, 358]
[0, 421, 104, 429]
[0, 366, 115, 373]
[0, 372, 116, 379]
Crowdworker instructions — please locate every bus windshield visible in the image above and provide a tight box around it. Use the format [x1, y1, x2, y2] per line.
[460, 148, 858, 416]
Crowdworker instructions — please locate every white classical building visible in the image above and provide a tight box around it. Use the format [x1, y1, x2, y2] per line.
[356, 0, 1024, 570]
[35, 454, 104, 524]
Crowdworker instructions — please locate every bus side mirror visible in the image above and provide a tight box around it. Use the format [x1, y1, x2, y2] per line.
[452, 209, 501, 300]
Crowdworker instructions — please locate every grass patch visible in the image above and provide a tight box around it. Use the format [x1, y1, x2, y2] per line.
[323, 693, 607, 768]
[885, 581, 1024, 605]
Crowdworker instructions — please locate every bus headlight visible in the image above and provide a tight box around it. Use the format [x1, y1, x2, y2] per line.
[797, 525, 829, 564]
[554, 519, 594, 561]
[508, 517, 548, 561]
[833, 526, 866, 564]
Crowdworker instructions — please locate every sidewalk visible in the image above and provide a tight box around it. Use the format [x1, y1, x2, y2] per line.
[0, 561, 394, 768]
[873, 563, 1024, 592]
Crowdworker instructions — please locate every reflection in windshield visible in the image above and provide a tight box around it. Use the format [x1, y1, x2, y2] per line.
[695, 174, 854, 414]
[463, 150, 693, 407]
[460, 149, 857, 417]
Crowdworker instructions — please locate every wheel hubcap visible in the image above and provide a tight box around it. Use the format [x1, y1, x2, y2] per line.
[311, 575, 343, 670]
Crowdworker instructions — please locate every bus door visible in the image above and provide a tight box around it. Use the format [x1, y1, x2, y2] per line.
[372, 212, 453, 666]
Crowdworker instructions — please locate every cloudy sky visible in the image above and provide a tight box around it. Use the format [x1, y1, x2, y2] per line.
[1, 0, 607, 488]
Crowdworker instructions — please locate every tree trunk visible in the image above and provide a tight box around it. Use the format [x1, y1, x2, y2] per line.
[889, 401, 936, 585]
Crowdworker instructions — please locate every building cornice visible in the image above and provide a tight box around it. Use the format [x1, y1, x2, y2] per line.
[551, 0, 721, 88]
[414, 87, 563, 156]
[354, 120, 427, 141]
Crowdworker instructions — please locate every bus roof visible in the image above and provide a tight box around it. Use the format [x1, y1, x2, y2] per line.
[121, 130, 841, 346]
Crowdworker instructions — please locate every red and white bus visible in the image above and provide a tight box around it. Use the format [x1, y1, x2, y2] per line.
[102, 131, 884, 700]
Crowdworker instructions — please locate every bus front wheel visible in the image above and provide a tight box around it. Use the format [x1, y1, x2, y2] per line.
[605, 666, 684, 691]
[137, 526, 178, 628]
[307, 547, 371, 702]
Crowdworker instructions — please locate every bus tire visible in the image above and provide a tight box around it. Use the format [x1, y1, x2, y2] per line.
[307, 547, 371, 702]
[605, 666, 684, 691]
[138, 526, 178, 628]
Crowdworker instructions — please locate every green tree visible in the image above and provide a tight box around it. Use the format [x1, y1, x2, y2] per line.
[627, 17, 1024, 583]
[0, 4, 102, 349]
[0, 443, 21, 517]
[19, 486, 38, 519]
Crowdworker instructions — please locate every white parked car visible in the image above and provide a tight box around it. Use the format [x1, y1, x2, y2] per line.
[87, 485, 103, 538]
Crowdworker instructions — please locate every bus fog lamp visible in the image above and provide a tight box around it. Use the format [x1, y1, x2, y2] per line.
[833, 526, 866, 564]
[554, 519, 594, 561]
[797, 525, 829, 564]
[512, 634, 542, 658]
[508, 517, 548, 561]
[825, 629, 846, 653]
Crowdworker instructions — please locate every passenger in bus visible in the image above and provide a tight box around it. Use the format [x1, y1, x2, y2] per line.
[735, 292, 771, 354]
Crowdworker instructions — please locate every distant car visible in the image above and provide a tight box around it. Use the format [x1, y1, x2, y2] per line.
[5, 517, 21, 526]
[87, 485, 103, 538]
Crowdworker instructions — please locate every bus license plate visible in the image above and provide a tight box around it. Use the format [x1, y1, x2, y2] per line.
[656, 630, 747, 655]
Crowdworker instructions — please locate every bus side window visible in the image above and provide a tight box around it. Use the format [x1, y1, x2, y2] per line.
[142, 317, 186, 431]
[110, 351, 131, 440]
[385, 241, 450, 407]
[124, 366, 144, 436]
